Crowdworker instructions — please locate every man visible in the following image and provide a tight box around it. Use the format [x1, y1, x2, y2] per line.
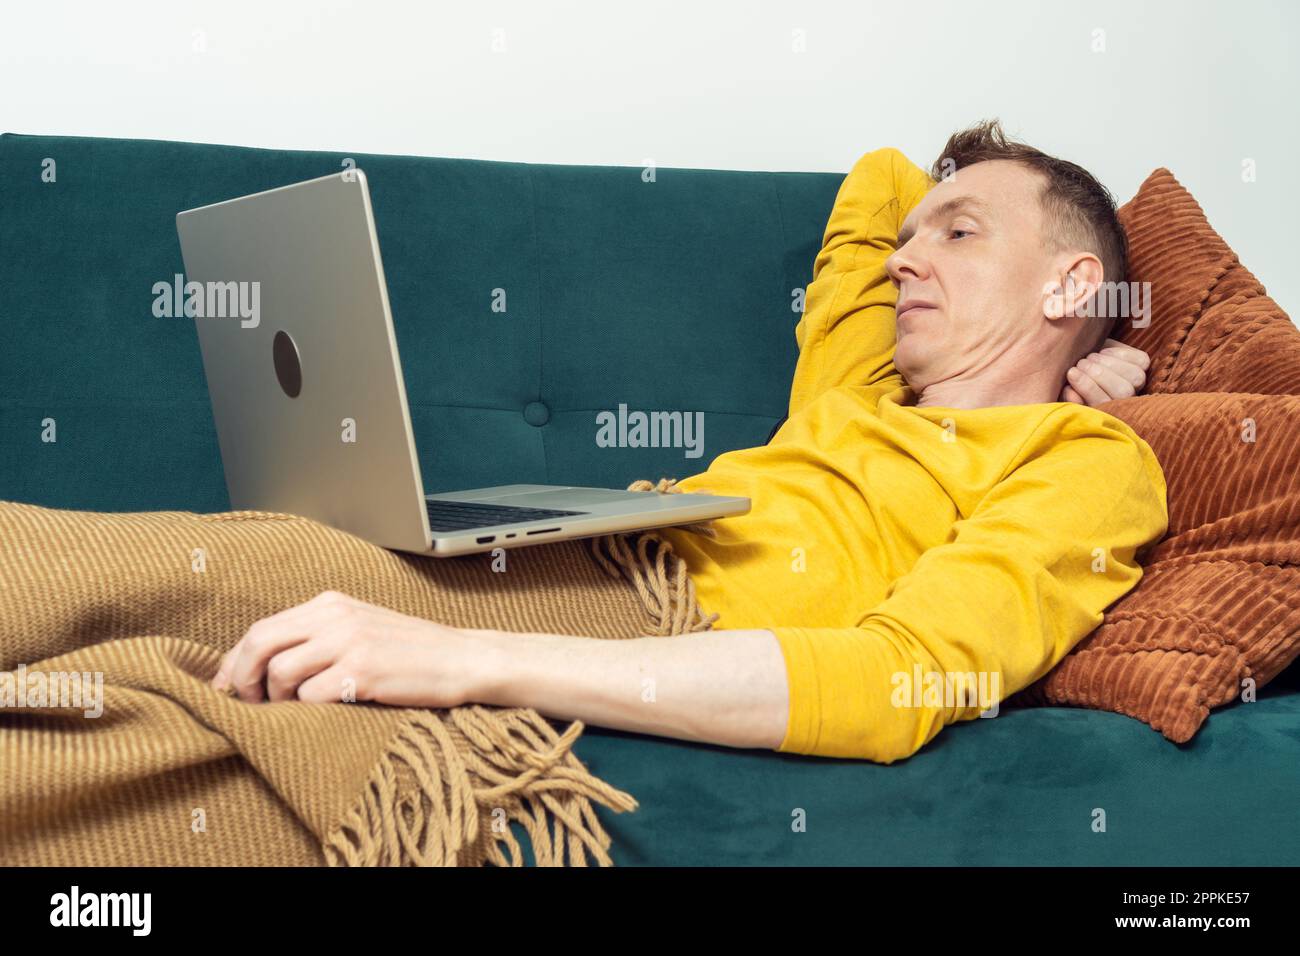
[212, 121, 1167, 764]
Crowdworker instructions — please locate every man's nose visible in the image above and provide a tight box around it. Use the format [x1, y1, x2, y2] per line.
[886, 244, 925, 285]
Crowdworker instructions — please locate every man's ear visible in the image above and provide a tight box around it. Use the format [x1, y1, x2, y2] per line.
[1042, 254, 1105, 322]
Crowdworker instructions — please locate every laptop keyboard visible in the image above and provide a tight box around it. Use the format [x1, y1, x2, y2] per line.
[424, 498, 587, 533]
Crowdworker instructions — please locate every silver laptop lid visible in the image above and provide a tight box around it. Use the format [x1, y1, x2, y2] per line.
[176, 170, 432, 552]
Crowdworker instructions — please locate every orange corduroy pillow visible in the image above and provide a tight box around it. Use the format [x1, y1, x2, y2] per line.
[1009, 169, 1300, 741]
[1109, 168, 1300, 394]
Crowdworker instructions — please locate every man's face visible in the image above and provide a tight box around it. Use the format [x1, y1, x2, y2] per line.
[886, 160, 1059, 392]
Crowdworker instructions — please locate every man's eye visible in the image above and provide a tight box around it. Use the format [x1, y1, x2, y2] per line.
[949, 229, 972, 240]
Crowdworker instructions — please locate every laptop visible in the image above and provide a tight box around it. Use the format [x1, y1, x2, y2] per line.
[175, 169, 749, 557]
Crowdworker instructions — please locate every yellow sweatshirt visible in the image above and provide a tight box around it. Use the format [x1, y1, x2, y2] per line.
[661, 147, 1168, 763]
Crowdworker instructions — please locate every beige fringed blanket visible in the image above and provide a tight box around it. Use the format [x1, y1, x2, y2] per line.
[0, 484, 715, 867]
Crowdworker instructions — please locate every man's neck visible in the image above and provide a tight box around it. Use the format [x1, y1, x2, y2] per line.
[914, 365, 1066, 410]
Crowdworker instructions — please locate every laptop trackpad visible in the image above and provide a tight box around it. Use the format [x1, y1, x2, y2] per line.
[492, 488, 643, 510]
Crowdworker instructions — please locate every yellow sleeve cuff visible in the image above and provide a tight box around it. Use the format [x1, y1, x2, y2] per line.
[771, 625, 942, 763]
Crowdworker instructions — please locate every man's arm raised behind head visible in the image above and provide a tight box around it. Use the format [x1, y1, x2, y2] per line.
[787, 147, 935, 418]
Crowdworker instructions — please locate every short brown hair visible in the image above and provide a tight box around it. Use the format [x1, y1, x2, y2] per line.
[931, 119, 1128, 351]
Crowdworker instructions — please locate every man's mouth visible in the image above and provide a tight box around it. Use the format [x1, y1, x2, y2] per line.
[896, 298, 937, 323]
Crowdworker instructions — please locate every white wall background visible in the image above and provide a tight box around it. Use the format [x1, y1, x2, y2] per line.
[4, 0, 1297, 314]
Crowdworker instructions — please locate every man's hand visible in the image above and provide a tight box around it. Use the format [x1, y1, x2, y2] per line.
[1061, 338, 1151, 406]
[210, 590, 501, 708]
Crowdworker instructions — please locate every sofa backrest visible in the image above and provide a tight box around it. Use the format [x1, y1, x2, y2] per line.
[0, 133, 839, 511]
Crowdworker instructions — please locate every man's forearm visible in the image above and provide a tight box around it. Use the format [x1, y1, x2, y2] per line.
[474, 628, 790, 750]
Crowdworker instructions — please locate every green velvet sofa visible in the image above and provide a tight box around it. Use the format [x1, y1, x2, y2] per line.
[2, 132, 1296, 866]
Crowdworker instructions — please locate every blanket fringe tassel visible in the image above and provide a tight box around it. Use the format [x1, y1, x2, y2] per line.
[324, 706, 639, 866]
[589, 477, 721, 636]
